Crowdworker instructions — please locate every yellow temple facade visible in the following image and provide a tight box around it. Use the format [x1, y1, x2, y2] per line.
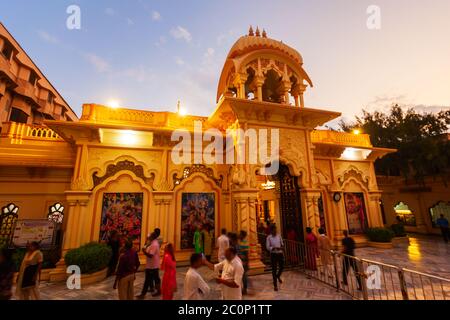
[0, 27, 395, 276]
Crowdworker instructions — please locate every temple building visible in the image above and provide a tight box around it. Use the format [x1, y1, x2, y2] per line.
[0, 26, 396, 277]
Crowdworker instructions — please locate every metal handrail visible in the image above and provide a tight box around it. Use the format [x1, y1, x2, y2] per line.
[256, 233, 450, 300]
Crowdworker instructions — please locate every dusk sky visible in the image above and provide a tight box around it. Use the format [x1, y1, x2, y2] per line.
[1, 0, 450, 125]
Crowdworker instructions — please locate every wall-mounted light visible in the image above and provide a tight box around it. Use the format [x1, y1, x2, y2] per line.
[107, 99, 120, 109]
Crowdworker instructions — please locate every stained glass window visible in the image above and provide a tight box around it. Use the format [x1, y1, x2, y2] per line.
[48, 203, 64, 224]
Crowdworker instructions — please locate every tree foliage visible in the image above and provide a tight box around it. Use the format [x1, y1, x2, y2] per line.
[339, 105, 450, 185]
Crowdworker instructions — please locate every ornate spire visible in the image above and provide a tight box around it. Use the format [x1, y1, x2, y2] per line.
[262, 29, 267, 38]
[248, 25, 254, 36]
[255, 26, 261, 37]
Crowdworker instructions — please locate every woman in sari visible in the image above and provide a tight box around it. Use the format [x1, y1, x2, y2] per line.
[161, 243, 177, 300]
[305, 228, 319, 271]
[16, 241, 43, 300]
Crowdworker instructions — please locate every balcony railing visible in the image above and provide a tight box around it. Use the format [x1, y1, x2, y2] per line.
[311, 130, 372, 148]
[1, 122, 62, 144]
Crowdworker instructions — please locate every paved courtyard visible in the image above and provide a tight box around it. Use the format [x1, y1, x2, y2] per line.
[15, 235, 450, 300]
[356, 235, 450, 279]
[35, 268, 350, 301]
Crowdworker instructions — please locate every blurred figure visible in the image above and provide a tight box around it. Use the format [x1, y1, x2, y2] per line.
[161, 243, 177, 300]
[193, 226, 203, 254]
[114, 240, 140, 300]
[154, 228, 163, 247]
[202, 224, 213, 261]
[0, 248, 15, 300]
[317, 228, 333, 278]
[204, 247, 244, 300]
[183, 253, 210, 300]
[216, 228, 229, 262]
[341, 230, 362, 290]
[305, 227, 319, 271]
[107, 230, 121, 277]
[137, 232, 161, 298]
[16, 241, 43, 300]
[436, 214, 449, 243]
[266, 225, 284, 291]
[238, 230, 249, 294]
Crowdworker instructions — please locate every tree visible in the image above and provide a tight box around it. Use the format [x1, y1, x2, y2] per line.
[339, 105, 450, 185]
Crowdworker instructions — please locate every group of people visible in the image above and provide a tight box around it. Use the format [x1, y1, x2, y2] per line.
[0, 241, 43, 300]
[264, 223, 362, 291]
[107, 226, 250, 300]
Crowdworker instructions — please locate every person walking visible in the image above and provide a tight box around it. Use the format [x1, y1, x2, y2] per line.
[202, 224, 213, 261]
[183, 254, 211, 300]
[238, 230, 250, 294]
[0, 248, 15, 300]
[161, 243, 177, 300]
[114, 240, 140, 300]
[305, 227, 319, 271]
[436, 214, 450, 243]
[107, 230, 121, 277]
[204, 247, 244, 300]
[193, 226, 204, 254]
[137, 232, 161, 298]
[317, 228, 333, 278]
[16, 241, 43, 300]
[216, 228, 229, 262]
[266, 225, 284, 291]
[341, 230, 362, 290]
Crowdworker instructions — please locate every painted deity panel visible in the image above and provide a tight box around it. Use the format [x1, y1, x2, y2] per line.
[344, 192, 368, 235]
[180, 193, 215, 250]
[99, 193, 143, 248]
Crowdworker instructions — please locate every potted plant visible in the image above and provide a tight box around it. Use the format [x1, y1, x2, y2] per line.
[64, 242, 112, 286]
[366, 227, 395, 249]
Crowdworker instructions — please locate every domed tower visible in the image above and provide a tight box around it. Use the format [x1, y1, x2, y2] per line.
[216, 26, 313, 107]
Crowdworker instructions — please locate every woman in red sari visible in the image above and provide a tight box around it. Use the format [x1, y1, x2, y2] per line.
[161, 243, 177, 300]
[305, 227, 319, 271]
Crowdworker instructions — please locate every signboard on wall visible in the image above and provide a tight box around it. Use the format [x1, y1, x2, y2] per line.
[11, 219, 55, 248]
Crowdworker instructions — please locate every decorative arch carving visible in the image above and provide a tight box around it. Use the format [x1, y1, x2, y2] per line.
[92, 160, 155, 190]
[338, 166, 370, 189]
[172, 164, 223, 190]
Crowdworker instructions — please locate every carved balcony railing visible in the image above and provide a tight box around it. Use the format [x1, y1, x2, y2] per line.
[311, 130, 372, 148]
[0, 122, 62, 144]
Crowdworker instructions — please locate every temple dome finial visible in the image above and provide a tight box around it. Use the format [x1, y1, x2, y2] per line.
[255, 26, 261, 37]
[262, 29, 267, 38]
[248, 25, 254, 36]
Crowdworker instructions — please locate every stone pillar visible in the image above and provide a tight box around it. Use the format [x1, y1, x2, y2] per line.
[298, 83, 307, 108]
[49, 191, 91, 282]
[415, 194, 428, 234]
[232, 188, 265, 274]
[368, 192, 384, 228]
[301, 190, 322, 232]
[153, 192, 173, 244]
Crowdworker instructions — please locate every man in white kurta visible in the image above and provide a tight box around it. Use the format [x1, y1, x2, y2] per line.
[209, 247, 244, 300]
[183, 254, 211, 300]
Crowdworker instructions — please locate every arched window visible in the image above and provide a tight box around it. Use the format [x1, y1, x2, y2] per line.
[0, 203, 19, 246]
[429, 202, 450, 228]
[262, 69, 283, 103]
[48, 203, 65, 224]
[394, 202, 416, 226]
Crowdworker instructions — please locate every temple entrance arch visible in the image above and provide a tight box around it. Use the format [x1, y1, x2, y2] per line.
[259, 162, 304, 241]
